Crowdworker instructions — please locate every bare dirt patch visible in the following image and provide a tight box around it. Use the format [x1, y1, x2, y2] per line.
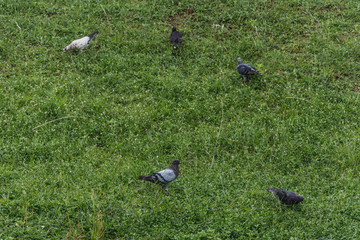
[168, 9, 195, 26]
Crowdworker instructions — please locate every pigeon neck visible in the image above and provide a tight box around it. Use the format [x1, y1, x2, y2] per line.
[170, 164, 179, 176]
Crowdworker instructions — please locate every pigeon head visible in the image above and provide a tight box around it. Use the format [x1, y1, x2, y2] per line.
[237, 57, 242, 64]
[266, 187, 276, 194]
[172, 159, 181, 165]
[172, 27, 177, 32]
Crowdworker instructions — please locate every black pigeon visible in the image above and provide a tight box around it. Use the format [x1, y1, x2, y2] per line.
[267, 187, 304, 205]
[170, 27, 182, 49]
[138, 159, 181, 190]
[237, 57, 262, 83]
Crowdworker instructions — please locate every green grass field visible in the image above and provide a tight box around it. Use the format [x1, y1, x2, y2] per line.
[1, 0, 360, 239]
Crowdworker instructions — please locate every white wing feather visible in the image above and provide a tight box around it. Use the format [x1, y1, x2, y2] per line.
[64, 36, 90, 51]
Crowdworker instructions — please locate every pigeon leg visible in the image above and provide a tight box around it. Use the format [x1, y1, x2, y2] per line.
[242, 75, 247, 84]
[160, 185, 169, 194]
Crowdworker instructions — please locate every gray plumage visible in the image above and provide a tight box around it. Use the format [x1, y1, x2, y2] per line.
[170, 27, 182, 49]
[237, 57, 262, 83]
[267, 187, 304, 205]
[138, 159, 181, 190]
[63, 31, 99, 51]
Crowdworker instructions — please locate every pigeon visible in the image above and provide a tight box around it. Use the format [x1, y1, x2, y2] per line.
[237, 57, 262, 83]
[63, 31, 99, 51]
[267, 187, 304, 205]
[170, 27, 182, 49]
[138, 159, 181, 190]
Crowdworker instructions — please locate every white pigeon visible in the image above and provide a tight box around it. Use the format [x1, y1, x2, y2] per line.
[63, 31, 99, 51]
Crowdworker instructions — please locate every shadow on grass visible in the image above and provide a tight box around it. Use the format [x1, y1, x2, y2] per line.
[231, 75, 267, 90]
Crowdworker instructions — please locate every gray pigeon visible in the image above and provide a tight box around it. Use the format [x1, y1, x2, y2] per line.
[237, 57, 262, 83]
[138, 159, 181, 190]
[267, 187, 304, 205]
[170, 27, 182, 49]
[63, 31, 99, 51]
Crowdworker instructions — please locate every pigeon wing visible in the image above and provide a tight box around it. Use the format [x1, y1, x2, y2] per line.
[237, 64, 249, 75]
[176, 31, 182, 44]
[277, 189, 303, 204]
[75, 36, 91, 50]
[153, 168, 176, 184]
[170, 31, 182, 44]
[64, 36, 90, 51]
[272, 189, 290, 203]
[286, 191, 304, 204]
[239, 64, 259, 75]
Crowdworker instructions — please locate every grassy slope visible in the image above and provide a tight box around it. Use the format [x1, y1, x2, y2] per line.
[1, 0, 360, 239]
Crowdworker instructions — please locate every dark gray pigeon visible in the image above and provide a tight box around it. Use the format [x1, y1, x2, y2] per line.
[237, 57, 262, 83]
[267, 187, 304, 205]
[138, 159, 181, 190]
[170, 27, 182, 49]
[64, 31, 99, 51]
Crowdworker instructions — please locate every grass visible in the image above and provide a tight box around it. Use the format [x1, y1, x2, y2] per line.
[1, 0, 360, 239]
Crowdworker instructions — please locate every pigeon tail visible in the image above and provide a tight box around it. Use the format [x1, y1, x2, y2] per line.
[256, 72, 262, 76]
[138, 175, 155, 182]
[88, 31, 99, 41]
